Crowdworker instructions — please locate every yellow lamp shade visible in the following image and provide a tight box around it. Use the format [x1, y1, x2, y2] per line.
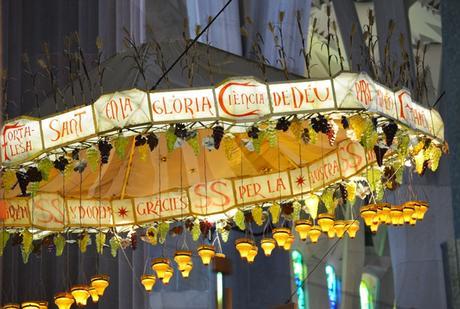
[370, 222, 379, 233]
[390, 207, 403, 226]
[54, 293, 74, 309]
[197, 245, 215, 265]
[88, 286, 99, 303]
[181, 262, 193, 278]
[415, 201, 429, 220]
[317, 213, 335, 232]
[308, 225, 322, 243]
[333, 220, 346, 238]
[272, 228, 290, 247]
[2, 304, 20, 309]
[345, 221, 360, 239]
[151, 258, 170, 279]
[246, 245, 258, 263]
[402, 205, 415, 223]
[20, 302, 40, 309]
[378, 203, 391, 223]
[90, 274, 110, 296]
[215, 253, 226, 259]
[260, 238, 276, 256]
[70, 285, 90, 307]
[409, 217, 417, 226]
[38, 302, 47, 309]
[283, 234, 295, 251]
[295, 219, 312, 241]
[140, 274, 156, 292]
[235, 238, 254, 259]
[327, 226, 336, 239]
[161, 266, 174, 285]
[174, 250, 192, 271]
[360, 205, 377, 226]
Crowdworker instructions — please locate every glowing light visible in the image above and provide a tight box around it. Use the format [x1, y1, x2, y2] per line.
[216, 272, 223, 309]
[325, 265, 339, 309]
[291, 250, 307, 309]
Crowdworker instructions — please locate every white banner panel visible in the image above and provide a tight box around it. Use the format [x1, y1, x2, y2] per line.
[1, 118, 43, 164]
[395, 89, 433, 135]
[134, 190, 190, 223]
[94, 89, 151, 132]
[337, 140, 367, 178]
[30, 193, 66, 230]
[333, 72, 364, 109]
[41, 105, 96, 149]
[3, 199, 30, 226]
[308, 152, 341, 190]
[188, 179, 235, 215]
[289, 167, 311, 195]
[112, 199, 136, 226]
[215, 78, 271, 121]
[234, 171, 291, 205]
[269, 79, 335, 113]
[67, 199, 113, 227]
[150, 88, 216, 122]
[372, 82, 398, 119]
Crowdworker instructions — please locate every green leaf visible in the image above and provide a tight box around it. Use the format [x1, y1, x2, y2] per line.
[269, 202, 281, 224]
[251, 206, 264, 226]
[53, 234, 65, 257]
[109, 236, 121, 257]
[114, 135, 129, 159]
[234, 209, 246, 231]
[86, 147, 100, 172]
[0, 230, 9, 256]
[158, 222, 169, 244]
[96, 232, 106, 254]
[38, 158, 54, 180]
[166, 126, 177, 153]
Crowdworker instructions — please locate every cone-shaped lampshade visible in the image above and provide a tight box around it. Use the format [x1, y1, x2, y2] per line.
[54, 293, 74, 309]
[272, 228, 290, 246]
[181, 262, 193, 278]
[235, 238, 253, 259]
[174, 250, 192, 271]
[345, 220, 360, 239]
[197, 245, 215, 265]
[327, 226, 336, 238]
[295, 219, 312, 240]
[308, 225, 322, 243]
[88, 287, 99, 303]
[70, 285, 90, 306]
[378, 203, 391, 223]
[260, 238, 276, 256]
[402, 205, 415, 223]
[416, 201, 429, 220]
[370, 222, 379, 233]
[2, 304, 20, 309]
[38, 302, 47, 309]
[283, 234, 295, 251]
[333, 220, 346, 238]
[151, 258, 170, 279]
[317, 213, 335, 232]
[360, 205, 377, 226]
[140, 274, 156, 292]
[390, 207, 403, 225]
[20, 302, 40, 309]
[161, 266, 174, 285]
[90, 274, 110, 297]
[246, 245, 258, 263]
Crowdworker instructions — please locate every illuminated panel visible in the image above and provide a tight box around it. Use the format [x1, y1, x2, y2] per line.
[360, 273, 378, 309]
[325, 265, 339, 309]
[291, 250, 307, 309]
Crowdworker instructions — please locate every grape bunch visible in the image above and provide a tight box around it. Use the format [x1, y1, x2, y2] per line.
[247, 126, 260, 139]
[326, 122, 337, 146]
[382, 121, 398, 147]
[372, 117, 378, 129]
[98, 139, 113, 164]
[53, 156, 69, 172]
[275, 117, 291, 132]
[16, 169, 29, 196]
[135, 134, 147, 146]
[301, 128, 310, 144]
[311, 114, 329, 133]
[130, 232, 138, 250]
[72, 148, 80, 160]
[147, 132, 159, 151]
[341, 116, 349, 129]
[212, 125, 224, 149]
[27, 166, 42, 183]
[339, 183, 348, 201]
[174, 123, 188, 139]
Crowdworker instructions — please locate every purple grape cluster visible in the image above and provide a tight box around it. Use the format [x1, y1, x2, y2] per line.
[339, 183, 348, 201]
[341, 116, 349, 129]
[27, 166, 42, 182]
[275, 117, 291, 131]
[247, 126, 260, 139]
[135, 134, 147, 146]
[54, 156, 69, 171]
[212, 125, 224, 149]
[382, 121, 398, 147]
[98, 139, 113, 164]
[174, 123, 188, 139]
[147, 132, 159, 151]
[311, 114, 329, 133]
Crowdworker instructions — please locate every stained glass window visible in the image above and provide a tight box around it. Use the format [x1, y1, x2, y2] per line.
[291, 250, 308, 309]
[325, 264, 339, 309]
[360, 273, 378, 309]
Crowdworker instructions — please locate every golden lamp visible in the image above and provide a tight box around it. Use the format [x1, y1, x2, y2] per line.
[38, 302, 47, 309]
[294, 219, 312, 241]
[317, 213, 335, 232]
[174, 250, 192, 271]
[88, 286, 99, 303]
[345, 220, 360, 239]
[260, 238, 276, 256]
[308, 225, 322, 243]
[360, 205, 377, 226]
[283, 234, 295, 251]
[333, 220, 346, 238]
[181, 262, 193, 278]
[327, 226, 336, 239]
[390, 207, 403, 226]
[235, 238, 254, 259]
[161, 266, 174, 285]
[70, 285, 90, 307]
[272, 228, 290, 247]
[378, 203, 391, 223]
[402, 204, 415, 223]
[416, 201, 429, 220]
[20, 302, 40, 309]
[370, 222, 379, 234]
[140, 274, 156, 292]
[246, 245, 258, 263]
[2, 304, 20, 309]
[151, 258, 170, 279]
[197, 245, 216, 265]
[90, 274, 110, 297]
[53, 293, 74, 309]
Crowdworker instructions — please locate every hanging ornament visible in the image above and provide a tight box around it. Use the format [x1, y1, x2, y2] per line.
[86, 147, 100, 171]
[326, 120, 338, 146]
[0, 230, 10, 256]
[137, 143, 149, 161]
[260, 238, 276, 256]
[345, 182, 357, 204]
[187, 131, 201, 155]
[301, 128, 311, 144]
[251, 206, 264, 226]
[311, 114, 329, 133]
[345, 221, 360, 239]
[283, 233, 295, 251]
[161, 266, 174, 285]
[2, 304, 20, 309]
[317, 213, 334, 233]
[20, 302, 41, 309]
[174, 250, 192, 271]
[269, 202, 281, 224]
[70, 285, 90, 306]
[295, 219, 312, 241]
[166, 125, 177, 152]
[90, 274, 110, 296]
[321, 188, 336, 214]
[88, 287, 99, 303]
[247, 126, 260, 139]
[246, 245, 258, 263]
[181, 262, 193, 278]
[21, 229, 33, 264]
[78, 233, 90, 253]
[54, 292, 75, 309]
[113, 134, 129, 159]
[97, 139, 113, 164]
[53, 233, 65, 257]
[109, 235, 121, 257]
[264, 125, 278, 147]
[222, 134, 237, 160]
[382, 121, 398, 147]
[197, 245, 215, 265]
[141, 274, 156, 292]
[290, 117, 303, 139]
[234, 209, 246, 230]
[158, 222, 169, 244]
[275, 117, 291, 131]
[292, 200, 302, 221]
[333, 220, 346, 238]
[304, 195, 320, 220]
[341, 116, 349, 129]
[308, 225, 322, 243]
[235, 238, 253, 259]
[37, 158, 53, 180]
[147, 132, 159, 151]
[95, 232, 106, 254]
[212, 125, 225, 149]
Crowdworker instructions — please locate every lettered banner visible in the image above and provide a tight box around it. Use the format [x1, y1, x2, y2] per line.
[0, 72, 445, 165]
[2, 139, 393, 230]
